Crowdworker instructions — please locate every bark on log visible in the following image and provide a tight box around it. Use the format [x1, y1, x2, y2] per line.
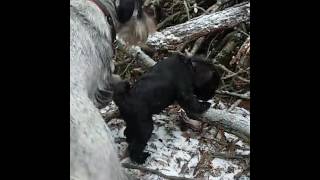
[146, 2, 250, 51]
[198, 108, 250, 143]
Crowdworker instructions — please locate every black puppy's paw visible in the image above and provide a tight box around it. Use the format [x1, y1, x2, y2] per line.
[131, 152, 150, 164]
[124, 128, 133, 143]
[199, 101, 211, 113]
[187, 102, 211, 118]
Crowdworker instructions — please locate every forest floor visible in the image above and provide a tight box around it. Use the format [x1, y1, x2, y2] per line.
[101, 99, 250, 180]
[103, 0, 250, 179]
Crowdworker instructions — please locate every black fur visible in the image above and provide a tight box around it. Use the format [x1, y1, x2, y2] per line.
[112, 54, 220, 164]
[116, 0, 144, 23]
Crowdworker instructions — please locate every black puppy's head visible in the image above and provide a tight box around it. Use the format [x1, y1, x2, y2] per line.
[189, 56, 221, 101]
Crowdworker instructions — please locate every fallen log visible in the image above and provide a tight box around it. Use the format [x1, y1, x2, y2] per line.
[146, 2, 250, 51]
[198, 108, 250, 143]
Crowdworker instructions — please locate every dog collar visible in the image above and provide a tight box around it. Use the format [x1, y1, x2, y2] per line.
[89, 0, 116, 42]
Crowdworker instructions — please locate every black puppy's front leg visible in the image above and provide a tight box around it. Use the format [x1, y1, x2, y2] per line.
[127, 115, 154, 164]
[124, 126, 134, 143]
[178, 91, 211, 114]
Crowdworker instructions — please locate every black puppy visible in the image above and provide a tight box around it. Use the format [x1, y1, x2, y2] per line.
[112, 54, 220, 164]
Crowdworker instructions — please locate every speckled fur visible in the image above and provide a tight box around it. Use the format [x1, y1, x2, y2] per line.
[70, 0, 128, 179]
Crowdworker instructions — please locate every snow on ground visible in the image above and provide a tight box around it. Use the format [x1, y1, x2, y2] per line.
[101, 100, 250, 180]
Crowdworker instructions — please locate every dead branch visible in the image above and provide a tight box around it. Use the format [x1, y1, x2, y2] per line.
[228, 99, 243, 111]
[216, 90, 250, 100]
[213, 37, 238, 65]
[196, 108, 250, 143]
[195, 5, 209, 15]
[157, 11, 182, 30]
[211, 152, 249, 159]
[183, 0, 190, 20]
[215, 64, 250, 83]
[147, 2, 250, 50]
[122, 163, 195, 180]
[211, 31, 237, 59]
[189, 37, 206, 55]
[221, 68, 248, 80]
[207, 0, 235, 13]
[116, 38, 156, 67]
[230, 36, 250, 66]
[234, 26, 250, 37]
[114, 58, 132, 66]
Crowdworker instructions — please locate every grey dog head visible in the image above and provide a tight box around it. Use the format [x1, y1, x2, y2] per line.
[97, 0, 156, 44]
[113, 0, 156, 44]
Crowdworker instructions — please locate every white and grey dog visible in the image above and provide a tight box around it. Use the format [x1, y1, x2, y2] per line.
[70, 0, 154, 179]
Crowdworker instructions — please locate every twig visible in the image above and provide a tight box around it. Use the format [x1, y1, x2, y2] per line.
[115, 59, 131, 66]
[207, 0, 233, 13]
[228, 99, 243, 112]
[213, 31, 242, 65]
[235, 27, 250, 37]
[168, 0, 182, 12]
[215, 64, 250, 83]
[206, 32, 223, 58]
[216, 90, 250, 100]
[211, 31, 238, 61]
[157, 11, 182, 30]
[207, 2, 220, 13]
[221, 68, 246, 80]
[208, 0, 238, 13]
[122, 163, 195, 180]
[120, 61, 133, 76]
[210, 137, 249, 151]
[190, 36, 206, 55]
[210, 152, 249, 160]
[116, 38, 156, 67]
[230, 37, 250, 65]
[183, 0, 190, 20]
[195, 5, 209, 15]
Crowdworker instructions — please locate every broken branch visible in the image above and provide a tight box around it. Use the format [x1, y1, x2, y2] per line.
[215, 64, 250, 83]
[147, 2, 250, 50]
[211, 152, 249, 159]
[197, 108, 250, 143]
[116, 38, 156, 67]
[122, 163, 195, 180]
[216, 90, 250, 100]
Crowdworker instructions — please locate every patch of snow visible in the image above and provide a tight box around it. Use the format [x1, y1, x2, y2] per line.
[105, 99, 250, 179]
